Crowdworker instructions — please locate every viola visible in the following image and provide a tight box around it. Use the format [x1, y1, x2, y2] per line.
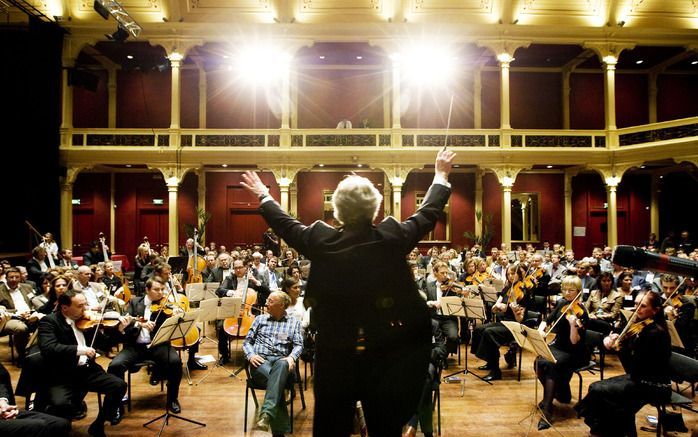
[150, 294, 200, 349]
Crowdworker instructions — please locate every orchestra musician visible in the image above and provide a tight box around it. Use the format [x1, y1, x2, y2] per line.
[425, 261, 461, 355]
[206, 252, 233, 283]
[107, 276, 184, 414]
[575, 290, 671, 436]
[72, 266, 122, 313]
[657, 273, 696, 357]
[100, 262, 123, 296]
[38, 290, 128, 437]
[0, 267, 39, 364]
[0, 361, 71, 437]
[83, 240, 110, 267]
[39, 232, 60, 265]
[240, 147, 454, 437]
[535, 276, 590, 430]
[153, 263, 207, 371]
[471, 264, 531, 381]
[26, 246, 50, 286]
[215, 258, 270, 365]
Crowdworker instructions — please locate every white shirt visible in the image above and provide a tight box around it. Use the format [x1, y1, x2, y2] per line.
[80, 284, 101, 308]
[65, 317, 89, 366]
[137, 296, 153, 344]
[8, 287, 31, 313]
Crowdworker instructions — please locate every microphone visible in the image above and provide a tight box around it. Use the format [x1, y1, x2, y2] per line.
[612, 245, 698, 277]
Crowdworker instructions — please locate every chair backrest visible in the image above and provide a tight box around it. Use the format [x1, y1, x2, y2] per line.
[523, 311, 541, 328]
[668, 351, 698, 384]
[585, 330, 605, 349]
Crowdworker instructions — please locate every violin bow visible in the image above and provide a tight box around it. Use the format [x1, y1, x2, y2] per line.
[544, 288, 584, 336]
[88, 297, 110, 349]
[661, 276, 686, 307]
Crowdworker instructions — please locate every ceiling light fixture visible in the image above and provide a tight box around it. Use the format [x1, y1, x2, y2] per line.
[636, 60, 643, 65]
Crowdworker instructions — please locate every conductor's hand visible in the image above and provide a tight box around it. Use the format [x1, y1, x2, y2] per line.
[435, 148, 456, 180]
[249, 354, 266, 368]
[241, 171, 270, 200]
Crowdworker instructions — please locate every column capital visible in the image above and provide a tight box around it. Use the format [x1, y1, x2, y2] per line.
[150, 165, 197, 188]
[378, 165, 416, 188]
[589, 163, 638, 186]
[477, 39, 531, 65]
[62, 37, 97, 66]
[149, 38, 204, 61]
[63, 166, 92, 186]
[487, 166, 528, 188]
[583, 42, 635, 66]
[268, 165, 307, 187]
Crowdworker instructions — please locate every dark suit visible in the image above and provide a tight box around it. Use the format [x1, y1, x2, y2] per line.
[0, 283, 36, 359]
[37, 311, 126, 423]
[0, 362, 71, 437]
[107, 296, 182, 403]
[26, 259, 49, 287]
[260, 268, 283, 291]
[215, 276, 270, 359]
[206, 267, 232, 284]
[425, 280, 459, 353]
[259, 182, 450, 437]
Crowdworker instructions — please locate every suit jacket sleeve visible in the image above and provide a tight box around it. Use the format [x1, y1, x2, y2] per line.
[38, 315, 79, 367]
[0, 362, 13, 402]
[259, 183, 451, 257]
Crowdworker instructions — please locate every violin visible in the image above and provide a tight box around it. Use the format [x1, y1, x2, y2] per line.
[524, 267, 544, 289]
[76, 310, 121, 331]
[507, 281, 526, 304]
[441, 279, 468, 296]
[149, 294, 200, 349]
[614, 318, 653, 350]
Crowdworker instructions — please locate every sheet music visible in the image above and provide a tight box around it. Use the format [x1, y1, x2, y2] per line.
[186, 283, 220, 302]
[196, 297, 242, 323]
[480, 285, 499, 303]
[150, 309, 200, 348]
[442, 296, 465, 317]
[461, 298, 487, 321]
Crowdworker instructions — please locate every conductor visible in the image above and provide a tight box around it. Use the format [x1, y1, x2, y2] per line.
[241, 148, 455, 437]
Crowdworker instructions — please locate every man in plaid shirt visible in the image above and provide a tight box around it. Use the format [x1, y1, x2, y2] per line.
[244, 291, 303, 436]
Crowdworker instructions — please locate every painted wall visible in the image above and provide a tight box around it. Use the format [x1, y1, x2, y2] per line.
[116, 70, 171, 128]
[510, 72, 562, 129]
[206, 69, 280, 129]
[569, 73, 604, 129]
[180, 68, 200, 129]
[657, 74, 698, 122]
[73, 70, 109, 128]
[616, 74, 648, 128]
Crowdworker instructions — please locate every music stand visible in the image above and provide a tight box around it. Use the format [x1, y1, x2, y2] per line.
[186, 282, 221, 345]
[144, 310, 206, 437]
[502, 322, 562, 437]
[194, 297, 243, 385]
[442, 297, 492, 392]
[167, 256, 188, 275]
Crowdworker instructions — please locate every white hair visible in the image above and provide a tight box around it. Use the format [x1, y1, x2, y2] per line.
[331, 175, 382, 227]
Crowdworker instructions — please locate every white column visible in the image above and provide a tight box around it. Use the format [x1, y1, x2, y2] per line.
[167, 181, 179, 254]
[60, 182, 74, 250]
[475, 168, 483, 237]
[502, 184, 513, 249]
[473, 67, 482, 129]
[279, 180, 291, 212]
[650, 174, 659, 236]
[564, 170, 574, 250]
[60, 60, 74, 146]
[392, 180, 403, 221]
[107, 69, 117, 128]
[498, 54, 513, 131]
[648, 72, 658, 124]
[603, 57, 617, 132]
[605, 178, 620, 248]
[198, 65, 207, 128]
[169, 55, 183, 129]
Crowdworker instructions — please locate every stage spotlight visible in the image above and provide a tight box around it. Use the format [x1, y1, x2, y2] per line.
[106, 26, 129, 43]
[234, 45, 290, 86]
[93, 0, 109, 19]
[402, 45, 458, 86]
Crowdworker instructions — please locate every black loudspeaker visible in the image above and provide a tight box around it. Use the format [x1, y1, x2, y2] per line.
[68, 68, 99, 92]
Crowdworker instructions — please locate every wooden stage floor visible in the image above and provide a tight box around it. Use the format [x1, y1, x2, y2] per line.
[2, 331, 696, 437]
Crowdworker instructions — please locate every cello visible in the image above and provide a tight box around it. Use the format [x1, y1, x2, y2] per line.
[223, 278, 258, 338]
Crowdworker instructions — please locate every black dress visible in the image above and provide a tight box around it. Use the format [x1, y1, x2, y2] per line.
[535, 299, 590, 403]
[575, 319, 672, 436]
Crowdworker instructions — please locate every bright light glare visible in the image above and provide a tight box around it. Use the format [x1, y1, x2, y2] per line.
[234, 45, 290, 86]
[402, 45, 458, 86]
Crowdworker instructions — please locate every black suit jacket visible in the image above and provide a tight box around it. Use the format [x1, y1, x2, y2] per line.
[260, 183, 450, 354]
[38, 311, 85, 373]
[215, 276, 269, 308]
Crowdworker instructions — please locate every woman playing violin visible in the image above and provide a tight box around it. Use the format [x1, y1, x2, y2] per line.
[576, 290, 671, 436]
[473, 257, 492, 285]
[471, 264, 530, 381]
[535, 275, 589, 430]
[458, 259, 477, 285]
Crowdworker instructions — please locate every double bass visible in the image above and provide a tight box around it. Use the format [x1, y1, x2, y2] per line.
[186, 228, 206, 285]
